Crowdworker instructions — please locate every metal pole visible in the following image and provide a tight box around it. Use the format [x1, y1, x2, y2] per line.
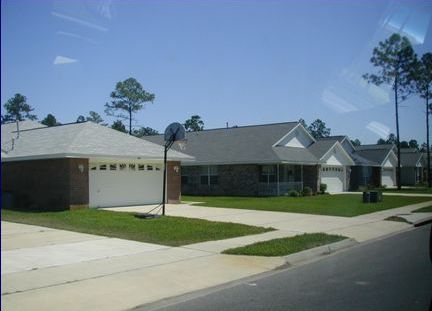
[162, 143, 168, 216]
[426, 92, 431, 187]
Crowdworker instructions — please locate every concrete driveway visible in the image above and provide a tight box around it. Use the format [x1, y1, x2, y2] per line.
[1, 221, 283, 311]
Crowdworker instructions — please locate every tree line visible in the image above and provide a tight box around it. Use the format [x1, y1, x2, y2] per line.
[1, 78, 207, 138]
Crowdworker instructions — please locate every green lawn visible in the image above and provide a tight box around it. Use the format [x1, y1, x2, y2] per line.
[222, 233, 347, 257]
[1, 209, 273, 247]
[412, 205, 432, 213]
[183, 194, 432, 217]
[381, 187, 432, 194]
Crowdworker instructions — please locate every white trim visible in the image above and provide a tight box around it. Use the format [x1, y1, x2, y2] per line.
[1, 152, 194, 162]
[340, 136, 356, 151]
[320, 142, 355, 166]
[380, 150, 397, 167]
[272, 123, 316, 147]
[182, 159, 323, 166]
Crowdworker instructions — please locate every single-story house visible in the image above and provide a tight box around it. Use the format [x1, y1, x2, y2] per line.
[1, 121, 192, 210]
[146, 122, 356, 195]
[400, 148, 424, 186]
[307, 137, 355, 193]
[350, 144, 397, 189]
[313, 136, 397, 190]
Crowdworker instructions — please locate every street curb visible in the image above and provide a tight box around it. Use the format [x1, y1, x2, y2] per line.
[283, 238, 358, 265]
[413, 216, 432, 227]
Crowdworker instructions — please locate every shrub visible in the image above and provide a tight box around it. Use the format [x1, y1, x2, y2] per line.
[319, 183, 327, 194]
[302, 186, 313, 196]
[287, 190, 300, 197]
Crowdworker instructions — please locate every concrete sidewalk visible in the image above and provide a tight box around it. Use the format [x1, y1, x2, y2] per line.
[1, 221, 284, 311]
[107, 200, 432, 243]
[342, 191, 432, 198]
[3, 199, 432, 311]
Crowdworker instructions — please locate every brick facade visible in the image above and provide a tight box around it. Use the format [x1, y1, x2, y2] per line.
[182, 164, 260, 196]
[2, 158, 183, 210]
[182, 164, 319, 196]
[167, 161, 181, 203]
[2, 158, 89, 211]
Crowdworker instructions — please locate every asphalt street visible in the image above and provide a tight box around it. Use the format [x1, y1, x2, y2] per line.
[142, 225, 432, 311]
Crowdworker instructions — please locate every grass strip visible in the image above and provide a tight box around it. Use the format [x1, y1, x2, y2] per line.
[222, 233, 347, 257]
[183, 194, 431, 217]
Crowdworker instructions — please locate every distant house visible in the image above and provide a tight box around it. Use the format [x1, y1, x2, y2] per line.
[400, 148, 424, 186]
[305, 136, 397, 190]
[354, 144, 397, 188]
[146, 122, 355, 195]
[1, 121, 192, 210]
[307, 138, 354, 193]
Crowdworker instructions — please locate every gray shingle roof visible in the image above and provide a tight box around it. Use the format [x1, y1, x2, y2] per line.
[308, 139, 338, 159]
[354, 149, 392, 166]
[400, 149, 423, 167]
[1, 120, 46, 143]
[317, 136, 346, 143]
[356, 144, 395, 151]
[351, 144, 395, 166]
[144, 122, 320, 165]
[349, 152, 377, 166]
[1, 122, 193, 162]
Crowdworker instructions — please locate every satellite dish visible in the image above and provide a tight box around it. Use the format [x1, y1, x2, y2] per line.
[164, 122, 186, 142]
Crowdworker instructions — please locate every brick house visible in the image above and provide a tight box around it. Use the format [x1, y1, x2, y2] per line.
[326, 136, 398, 189]
[146, 122, 355, 195]
[400, 148, 425, 186]
[1, 121, 192, 210]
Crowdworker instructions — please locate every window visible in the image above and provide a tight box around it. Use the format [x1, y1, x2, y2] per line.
[200, 166, 209, 185]
[99, 164, 107, 170]
[90, 165, 97, 171]
[129, 164, 136, 171]
[200, 166, 218, 185]
[119, 163, 127, 171]
[110, 164, 117, 171]
[182, 167, 189, 184]
[147, 165, 153, 171]
[155, 165, 161, 171]
[138, 164, 145, 171]
[209, 166, 218, 185]
[260, 165, 276, 183]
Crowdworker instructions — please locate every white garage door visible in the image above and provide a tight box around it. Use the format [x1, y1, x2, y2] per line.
[381, 168, 395, 188]
[89, 162, 163, 208]
[321, 166, 344, 193]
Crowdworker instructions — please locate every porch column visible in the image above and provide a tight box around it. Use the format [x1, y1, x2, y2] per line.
[277, 164, 280, 196]
[301, 165, 304, 190]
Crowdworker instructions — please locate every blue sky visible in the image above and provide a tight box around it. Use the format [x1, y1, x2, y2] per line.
[1, 0, 431, 144]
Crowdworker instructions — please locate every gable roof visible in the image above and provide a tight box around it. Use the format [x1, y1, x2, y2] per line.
[144, 122, 320, 165]
[307, 138, 354, 165]
[308, 139, 339, 159]
[400, 148, 423, 167]
[1, 122, 192, 162]
[354, 144, 396, 166]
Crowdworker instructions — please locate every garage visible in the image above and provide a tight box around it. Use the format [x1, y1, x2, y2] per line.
[381, 168, 396, 188]
[321, 166, 345, 193]
[89, 161, 164, 208]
